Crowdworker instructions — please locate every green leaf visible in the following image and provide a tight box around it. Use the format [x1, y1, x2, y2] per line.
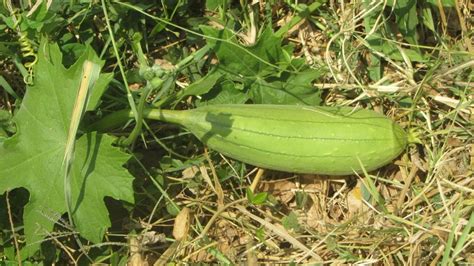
[255, 227, 266, 242]
[207, 246, 232, 265]
[0, 109, 11, 123]
[196, 78, 249, 106]
[249, 66, 323, 105]
[421, 3, 436, 33]
[0, 110, 15, 143]
[362, 0, 382, 81]
[362, 0, 427, 63]
[205, 0, 222, 10]
[366, 35, 426, 62]
[251, 192, 268, 205]
[275, 1, 326, 38]
[0, 75, 19, 99]
[392, 0, 419, 46]
[86, 72, 114, 111]
[246, 188, 268, 205]
[0, 41, 134, 255]
[295, 191, 308, 209]
[425, 0, 456, 7]
[179, 69, 221, 98]
[282, 212, 301, 232]
[200, 25, 323, 105]
[201, 25, 289, 77]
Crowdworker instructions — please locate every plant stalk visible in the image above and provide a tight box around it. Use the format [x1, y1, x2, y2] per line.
[88, 109, 185, 132]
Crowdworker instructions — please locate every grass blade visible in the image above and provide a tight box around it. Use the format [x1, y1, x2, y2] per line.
[63, 60, 101, 223]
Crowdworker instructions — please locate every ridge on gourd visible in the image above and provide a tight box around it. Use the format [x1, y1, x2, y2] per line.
[131, 104, 407, 175]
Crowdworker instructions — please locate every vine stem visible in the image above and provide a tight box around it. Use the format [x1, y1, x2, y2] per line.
[6, 191, 22, 266]
[100, 0, 139, 121]
[87, 108, 185, 132]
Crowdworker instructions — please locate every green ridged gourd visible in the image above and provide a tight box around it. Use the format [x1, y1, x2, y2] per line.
[144, 104, 407, 175]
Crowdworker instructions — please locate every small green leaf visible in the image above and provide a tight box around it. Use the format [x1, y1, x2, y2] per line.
[252, 192, 268, 205]
[282, 212, 301, 232]
[325, 236, 338, 251]
[196, 78, 249, 106]
[166, 200, 180, 216]
[180, 70, 221, 98]
[295, 191, 308, 209]
[207, 247, 232, 265]
[205, 0, 222, 10]
[255, 227, 266, 242]
[362, 0, 382, 81]
[0, 110, 11, 123]
[421, 4, 436, 33]
[366, 36, 426, 62]
[393, 0, 420, 46]
[0, 75, 19, 99]
[86, 72, 114, 111]
[249, 66, 323, 105]
[246, 188, 254, 201]
[426, 0, 456, 7]
[246, 188, 268, 205]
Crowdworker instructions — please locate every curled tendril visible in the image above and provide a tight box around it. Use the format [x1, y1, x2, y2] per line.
[5, 1, 38, 85]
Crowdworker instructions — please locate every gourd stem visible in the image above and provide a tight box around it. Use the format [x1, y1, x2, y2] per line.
[87, 108, 184, 132]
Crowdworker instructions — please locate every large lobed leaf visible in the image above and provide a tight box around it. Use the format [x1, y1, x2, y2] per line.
[0, 41, 134, 255]
[201, 26, 290, 78]
[196, 26, 324, 106]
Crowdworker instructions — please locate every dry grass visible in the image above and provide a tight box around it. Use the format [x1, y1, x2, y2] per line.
[129, 1, 473, 265]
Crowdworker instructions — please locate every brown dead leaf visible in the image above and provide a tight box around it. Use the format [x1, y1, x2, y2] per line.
[446, 137, 463, 147]
[301, 183, 324, 193]
[182, 166, 199, 179]
[300, 174, 330, 182]
[188, 246, 213, 263]
[346, 180, 368, 218]
[305, 194, 325, 231]
[470, 144, 474, 170]
[203, 149, 225, 209]
[153, 242, 181, 266]
[246, 240, 258, 266]
[173, 207, 191, 241]
[259, 180, 296, 205]
[128, 235, 147, 266]
[410, 149, 428, 173]
[154, 58, 174, 71]
[200, 219, 241, 263]
[129, 83, 142, 91]
[216, 219, 240, 242]
[199, 166, 216, 193]
[299, 182, 327, 230]
[328, 200, 345, 221]
[392, 168, 404, 182]
[140, 231, 166, 246]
